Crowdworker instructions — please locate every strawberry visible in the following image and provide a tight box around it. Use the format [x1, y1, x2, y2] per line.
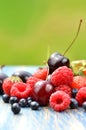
[71, 76, 86, 90]
[2, 76, 22, 96]
[83, 69, 86, 76]
[33, 68, 48, 80]
[76, 87, 86, 105]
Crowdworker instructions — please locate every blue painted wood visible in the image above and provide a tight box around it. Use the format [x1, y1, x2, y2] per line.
[0, 66, 86, 130]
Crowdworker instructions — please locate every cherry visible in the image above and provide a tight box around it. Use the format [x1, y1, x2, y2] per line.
[47, 52, 70, 74]
[32, 80, 54, 106]
[0, 65, 8, 94]
[47, 19, 82, 74]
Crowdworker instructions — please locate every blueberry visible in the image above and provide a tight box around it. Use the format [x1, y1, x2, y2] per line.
[27, 97, 33, 101]
[19, 98, 27, 107]
[9, 96, 18, 105]
[27, 99, 32, 107]
[12, 70, 32, 82]
[26, 97, 34, 107]
[72, 88, 78, 98]
[11, 103, 21, 114]
[30, 101, 39, 110]
[2, 94, 10, 103]
[70, 98, 78, 109]
[82, 102, 86, 111]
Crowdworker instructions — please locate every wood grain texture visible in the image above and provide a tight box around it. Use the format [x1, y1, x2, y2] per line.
[0, 66, 86, 130]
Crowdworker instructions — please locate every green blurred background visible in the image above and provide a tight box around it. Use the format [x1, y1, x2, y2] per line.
[0, 0, 86, 65]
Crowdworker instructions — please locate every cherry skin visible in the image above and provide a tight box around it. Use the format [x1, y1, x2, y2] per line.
[32, 80, 54, 106]
[0, 73, 8, 94]
[47, 52, 70, 74]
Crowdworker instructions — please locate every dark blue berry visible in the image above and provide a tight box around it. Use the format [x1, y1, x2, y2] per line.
[70, 98, 78, 109]
[12, 70, 32, 83]
[72, 88, 78, 98]
[82, 102, 86, 111]
[11, 103, 21, 114]
[19, 98, 27, 107]
[9, 96, 18, 105]
[27, 99, 32, 107]
[2, 94, 10, 103]
[26, 97, 34, 107]
[0, 73, 8, 94]
[27, 97, 33, 101]
[30, 101, 39, 110]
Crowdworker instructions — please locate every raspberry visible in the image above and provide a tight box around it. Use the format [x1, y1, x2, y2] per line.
[2, 76, 22, 96]
[76, 87, 86, 105]
[49, 91, 70, 111]
[71, 76, 86, 90]
[33, 68, 48, 80]
[51, 66, 73, 87]
[10, 82, 32, 99]
[55, 85, 72, 97]
[26, 76, 41, 89]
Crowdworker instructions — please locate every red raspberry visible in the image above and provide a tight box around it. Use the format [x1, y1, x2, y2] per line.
[2, 76, 22, 96]
[10, 82, 32, 99]
[33, 68, 48, 80]
[76, 87, 86, 105]
[26, 76, 41, 89]
[49, 91, 70, 111]
[71, 76, 86, 90]
[51, 66, 73, 87]
[55, 85, 72, 97]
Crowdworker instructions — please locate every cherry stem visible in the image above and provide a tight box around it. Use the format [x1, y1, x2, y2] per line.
[63, 19, 82, 56]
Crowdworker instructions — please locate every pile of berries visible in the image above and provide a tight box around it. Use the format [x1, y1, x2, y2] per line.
[1, 53, 86, 114]
[0, 20, 84, 114]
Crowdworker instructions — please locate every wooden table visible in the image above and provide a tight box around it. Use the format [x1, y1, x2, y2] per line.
[0, 66, 86, 130]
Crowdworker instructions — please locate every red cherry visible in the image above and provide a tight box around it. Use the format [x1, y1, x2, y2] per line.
[32, 80, 54, 106]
